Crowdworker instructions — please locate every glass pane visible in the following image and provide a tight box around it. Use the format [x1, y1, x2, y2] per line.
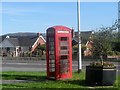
[60, 46, 68, 50]
[60, 55, 68, 59]
[60, 66, 69, 73]
[60, 64, 69, 68]
[60, 37, 68, 41]
[49, 38, 54, 42]
[49, 42, 54, 45]
[49, 68, 55, 72]
[60, 50, 69, 54]
[49, 64, 55, 67]
[60, 59, 69, 65]
[49, 46, 54, 50]
[59, 42, 68, 46]
[49, 55, 55, 59]
[49, 51, 54, 54]
[62, 60, 69, 63]
[50, 60, 55, 63]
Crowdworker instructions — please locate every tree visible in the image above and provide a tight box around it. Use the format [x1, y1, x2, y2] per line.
[91, 20, 120, 59]
[92, 28, 112, 59]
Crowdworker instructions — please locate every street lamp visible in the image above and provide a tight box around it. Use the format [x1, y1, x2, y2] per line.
[77, 0, 82, 73]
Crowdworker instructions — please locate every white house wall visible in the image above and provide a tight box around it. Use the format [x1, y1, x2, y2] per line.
[0, 39, 14, 47]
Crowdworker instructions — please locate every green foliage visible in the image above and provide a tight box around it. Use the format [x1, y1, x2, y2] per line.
[92, 28, 111, 58]
[24, 51, 32, 57]
[90, 62, 115, 67]
[72, 45, 78, 51]
[107, 51, 116, 56]
[72, 44, 86, 56]
[112, 42, 120, 52]
[32, 44, 46, 57]
[107, 51, 120, 56]
[81, 44, 86, 51]
[90, 19, 120, 57]
[37, 44, 46, 51]
[114, 51, 120, 55]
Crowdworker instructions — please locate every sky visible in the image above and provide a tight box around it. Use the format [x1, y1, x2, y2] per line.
[0, 2, 118, 35]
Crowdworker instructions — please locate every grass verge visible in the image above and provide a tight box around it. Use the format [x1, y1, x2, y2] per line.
[0, 71, 120, 89]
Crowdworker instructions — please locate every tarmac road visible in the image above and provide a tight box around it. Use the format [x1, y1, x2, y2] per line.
[2, 60, 84, 71]
[1, 60, 120, 75]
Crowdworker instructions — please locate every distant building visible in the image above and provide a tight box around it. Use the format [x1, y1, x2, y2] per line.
[0, 31, 94, 57]
[0, 33, 46, 57]
[73, 31, 93, 45]
[72, 31, 94, 56]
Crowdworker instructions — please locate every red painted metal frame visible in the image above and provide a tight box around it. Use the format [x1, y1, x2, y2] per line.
[46, 26, 72, 80]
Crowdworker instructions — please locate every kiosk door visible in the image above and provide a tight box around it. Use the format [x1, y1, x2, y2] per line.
[59, 37, 69, 73]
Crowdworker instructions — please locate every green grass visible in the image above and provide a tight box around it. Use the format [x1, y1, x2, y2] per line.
[1, 71, 120, 89]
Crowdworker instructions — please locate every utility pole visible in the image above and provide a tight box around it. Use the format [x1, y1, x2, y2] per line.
[77, 0, 82, 73]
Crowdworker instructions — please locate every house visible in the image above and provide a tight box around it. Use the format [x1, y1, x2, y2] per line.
[84, 40, 93, 56]
[0, 33, 46, 57]
[72, 31, 94, 56]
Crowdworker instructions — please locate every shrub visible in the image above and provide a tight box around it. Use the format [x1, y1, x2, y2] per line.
[89, 62, 115, 68]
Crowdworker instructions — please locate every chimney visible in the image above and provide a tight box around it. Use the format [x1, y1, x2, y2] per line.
[37, 32, 40, 37]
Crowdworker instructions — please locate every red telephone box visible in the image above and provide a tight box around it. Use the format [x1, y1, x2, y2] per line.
[46, 25, 72, 80]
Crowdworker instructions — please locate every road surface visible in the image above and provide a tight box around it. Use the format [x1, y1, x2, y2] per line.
[1, 60, 120, 74]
